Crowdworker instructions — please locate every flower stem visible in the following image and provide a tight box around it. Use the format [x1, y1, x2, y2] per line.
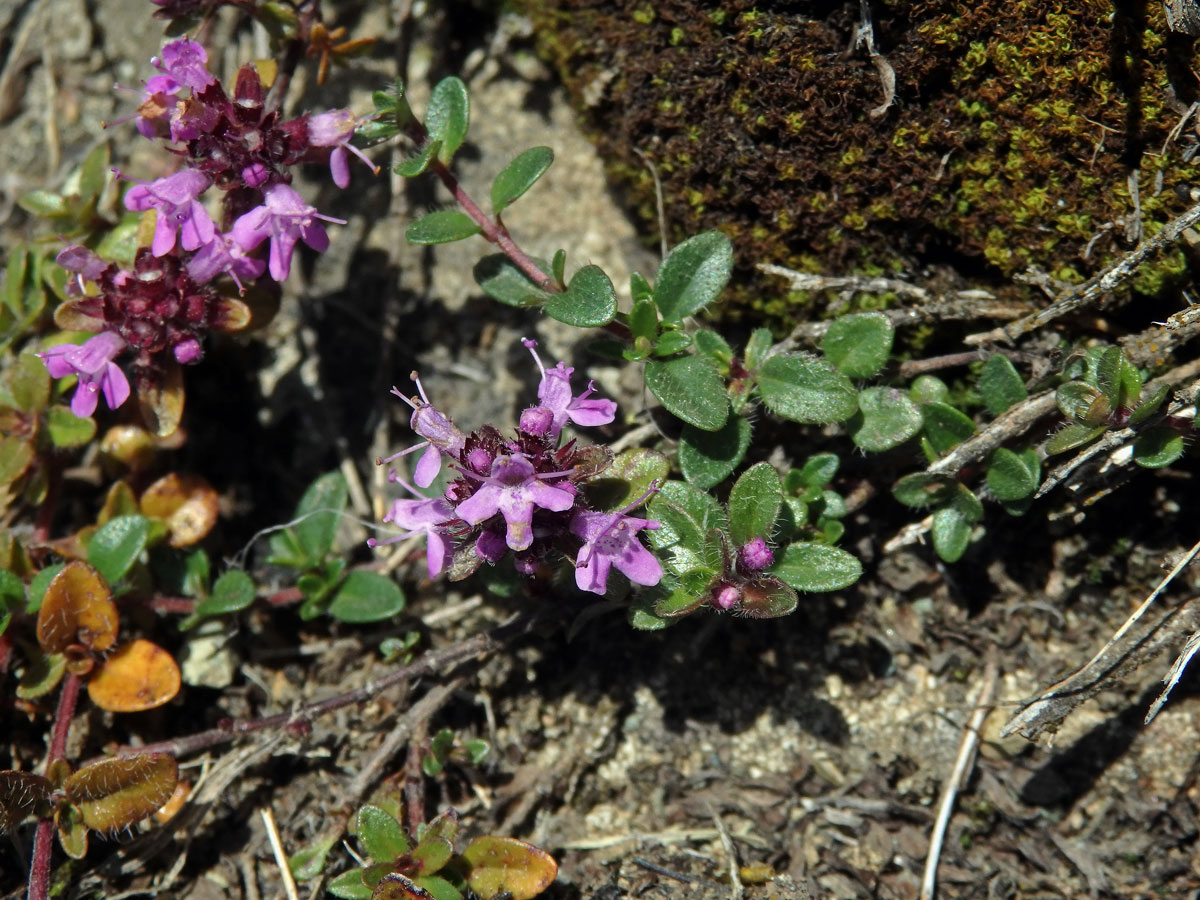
[28, 672, 83, 900]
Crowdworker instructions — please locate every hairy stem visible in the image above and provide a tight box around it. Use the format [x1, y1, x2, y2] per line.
[28, 672, 83, 900]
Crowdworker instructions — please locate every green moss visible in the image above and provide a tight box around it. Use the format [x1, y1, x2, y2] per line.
[524, 0, 1197, 324]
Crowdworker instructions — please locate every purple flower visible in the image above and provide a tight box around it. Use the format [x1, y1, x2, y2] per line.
[186, 231, 267, 291]
[307, 109, 378, 189]
[231, 183, 344, 281]
[522, 338, 616, 439]
[382, 374, 467, 488]
[124, 170, 215, 256]
[38, 331, 131, 418]
[368, 477, 455, 578]
[737, 537, 774, 573]
[570, 508, 662, 595]
[150, 39, 215, 93]
[456, 454, 575, 552]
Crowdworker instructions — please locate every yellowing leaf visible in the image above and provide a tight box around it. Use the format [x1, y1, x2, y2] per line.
[87, 639, 181, 712]
[139, 473, 219, 547]
[37, 561, 117, 655]
[463, 836, 557, 900]
[64, 753, 178, 833]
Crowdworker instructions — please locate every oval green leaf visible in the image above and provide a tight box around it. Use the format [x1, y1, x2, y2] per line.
[821, 312, 893, 378]
[891, 472, 956, 508]
[407, 210, 482, 245]
[679, 412, 751, 490]
[46, 405, 97, 448]
[425, 76, 469, 162]
[462, 835, 558, 900]
[769, 542, 862, 592]
[921, 401, 976, 455]
[978, 354, 1026, 416]
[357, 805, 412, 861]
[644, 355, 729, 431]
[491, 146, 554, 213]
[88, 514, 151, 584]
[294, 471, 348, 563]
[728, 462, 782, 546]
[584, 448, 670, 512]
[848, 386, 922, 452]
[194, 569, 256, 619]
[1134, 426, 1186, 468]
[986, 447, 1039, 501]
[756, 354, 857, 425]
[543, 265, 617, 327]
[473, 254, 551, 307]
[931, 505, 971, 563]
[652, 231, 733, 323]
[394, 140, 442, 178]
[329, 571, 406, 623]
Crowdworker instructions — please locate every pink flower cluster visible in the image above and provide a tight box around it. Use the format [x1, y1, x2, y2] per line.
[370, 341, 664, 597]
[41, 38, 376, 417]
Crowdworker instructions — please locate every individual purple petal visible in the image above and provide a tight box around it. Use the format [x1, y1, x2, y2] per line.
[151, 39, 215, 92]
[476, 528, 507, 563]
[414, 443, 443, 488]
[457, 454, 575, 552]
[570, 508, 662, 595]
[370, 485, 455, 578]
[231, 184, 343, 281]
[124, 170, 214, 256]
[38, 331, 131, 419]
[186, 231, 266, 290]
[522, 338, 617, 438]
[307, 109, 377, 188]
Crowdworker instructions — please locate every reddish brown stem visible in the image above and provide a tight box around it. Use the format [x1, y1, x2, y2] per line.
[403, 738, 425, 835]
[265, 1, 319, 115]
[28, 672, 83, 900]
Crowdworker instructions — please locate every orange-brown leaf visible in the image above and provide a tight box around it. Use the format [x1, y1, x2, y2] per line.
[153, 779, 190, 824]
[53, 301, 104, 332]
[100, 426, 158, 475]
[37, 561, 117, 655]
[139, 473, 219, 547]
[64, 753, 178, 833]
[462, 836, 558, 900]
[87, 639, 180, 712]
[138, 361, 184, 438]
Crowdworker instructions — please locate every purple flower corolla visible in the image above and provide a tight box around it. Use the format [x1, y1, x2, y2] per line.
[307, 109, 378, 189]
[186, 231, 266, 291]
[124, 170, 215, 256]
[382, 374, 467, 488]
[231, 183, 344, 281]
[56, 245, 110, 297]
[570, 508, 662, 595]
[38, 331, 131, 418]
[522, 338, 616, 439]
[150, 39, 215, 93]
[737, 537, 774, 572]
[368, 476, 455, 578]
[456, 454, 575, 552]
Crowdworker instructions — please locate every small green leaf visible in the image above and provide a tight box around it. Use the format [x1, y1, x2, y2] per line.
[648, 481, 726, 560]
[328, 870, 373, 900]
[473, 254, 551, 307]
[986, 447, 1039, 501]
[796, 453, 839, 490]
[1129, 383, 1171, 426]
[0, 569, 23, 637]
[630, 271, 653, 303]
[769, 543, 862, 592]
[357, 805, 411, 861]
[1057, 381, 1103, 421]
[891, 472, 956, 508]
[921, 401, 976, 455]
[290, 835, 337, 880]
[628, 599, 672, 630]
[425, 77, 469, 162]
[629, 297, 658, 341]
[12, 352, 50, 413]
[848, 386, 922, 452]
[328, 571, 406, 623]
[950, 483, 984, 523]
[821, 312, 893, 378]
[412, 834, 454, 874]
[652, 231, 733, 323]
[584, 448, 669, 512]
[1134, 426, 1185, 468]
[88, 515, 151, 584]
[46, 406, 96, 448]
[743, 328, 774, 371]
[77, 144, 111, 203]
[551, 249, 567, 286]
[653, 330, 692, 357]
[727, 462, 782, 546]
[909, 375, 950, 405]
[0, 437, 33, 485]
[491, 146, 553, 213]
[415, 875, 462, 900]
[294, 471, 348, 563]
[544, 265, 617, 327]
[1045, 422, 1106, 455]
[18, 190, 69, 218]
[394, 140, 442, 177]
[679, 412, 751, 490]
[693, 329, 733, 366]
[1095, 346, 1123, 405]
[192, 569, 256, 619]
[931, 506, 972, 563]
[645, 355, 729, 431]
[407, 210, 482, 245]
[978, 354, 1026, 416]
[756, 354, 857, 424]
[26, 564, 63, 614]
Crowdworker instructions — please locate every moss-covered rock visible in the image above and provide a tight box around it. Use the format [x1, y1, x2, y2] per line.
[525, 0, 1200, 318]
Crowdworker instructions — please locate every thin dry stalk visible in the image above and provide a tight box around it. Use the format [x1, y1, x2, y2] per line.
[260, 805, 300, 900]
[1145, 622, 1200, 723]
[919, 658, 997, 900]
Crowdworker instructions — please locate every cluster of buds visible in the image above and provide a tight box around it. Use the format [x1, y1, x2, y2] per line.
[370, 340, 665, 596]
[39, 37, 374, 426]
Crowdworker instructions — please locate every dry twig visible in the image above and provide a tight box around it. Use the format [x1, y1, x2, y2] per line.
[260, 805, 300, 900]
